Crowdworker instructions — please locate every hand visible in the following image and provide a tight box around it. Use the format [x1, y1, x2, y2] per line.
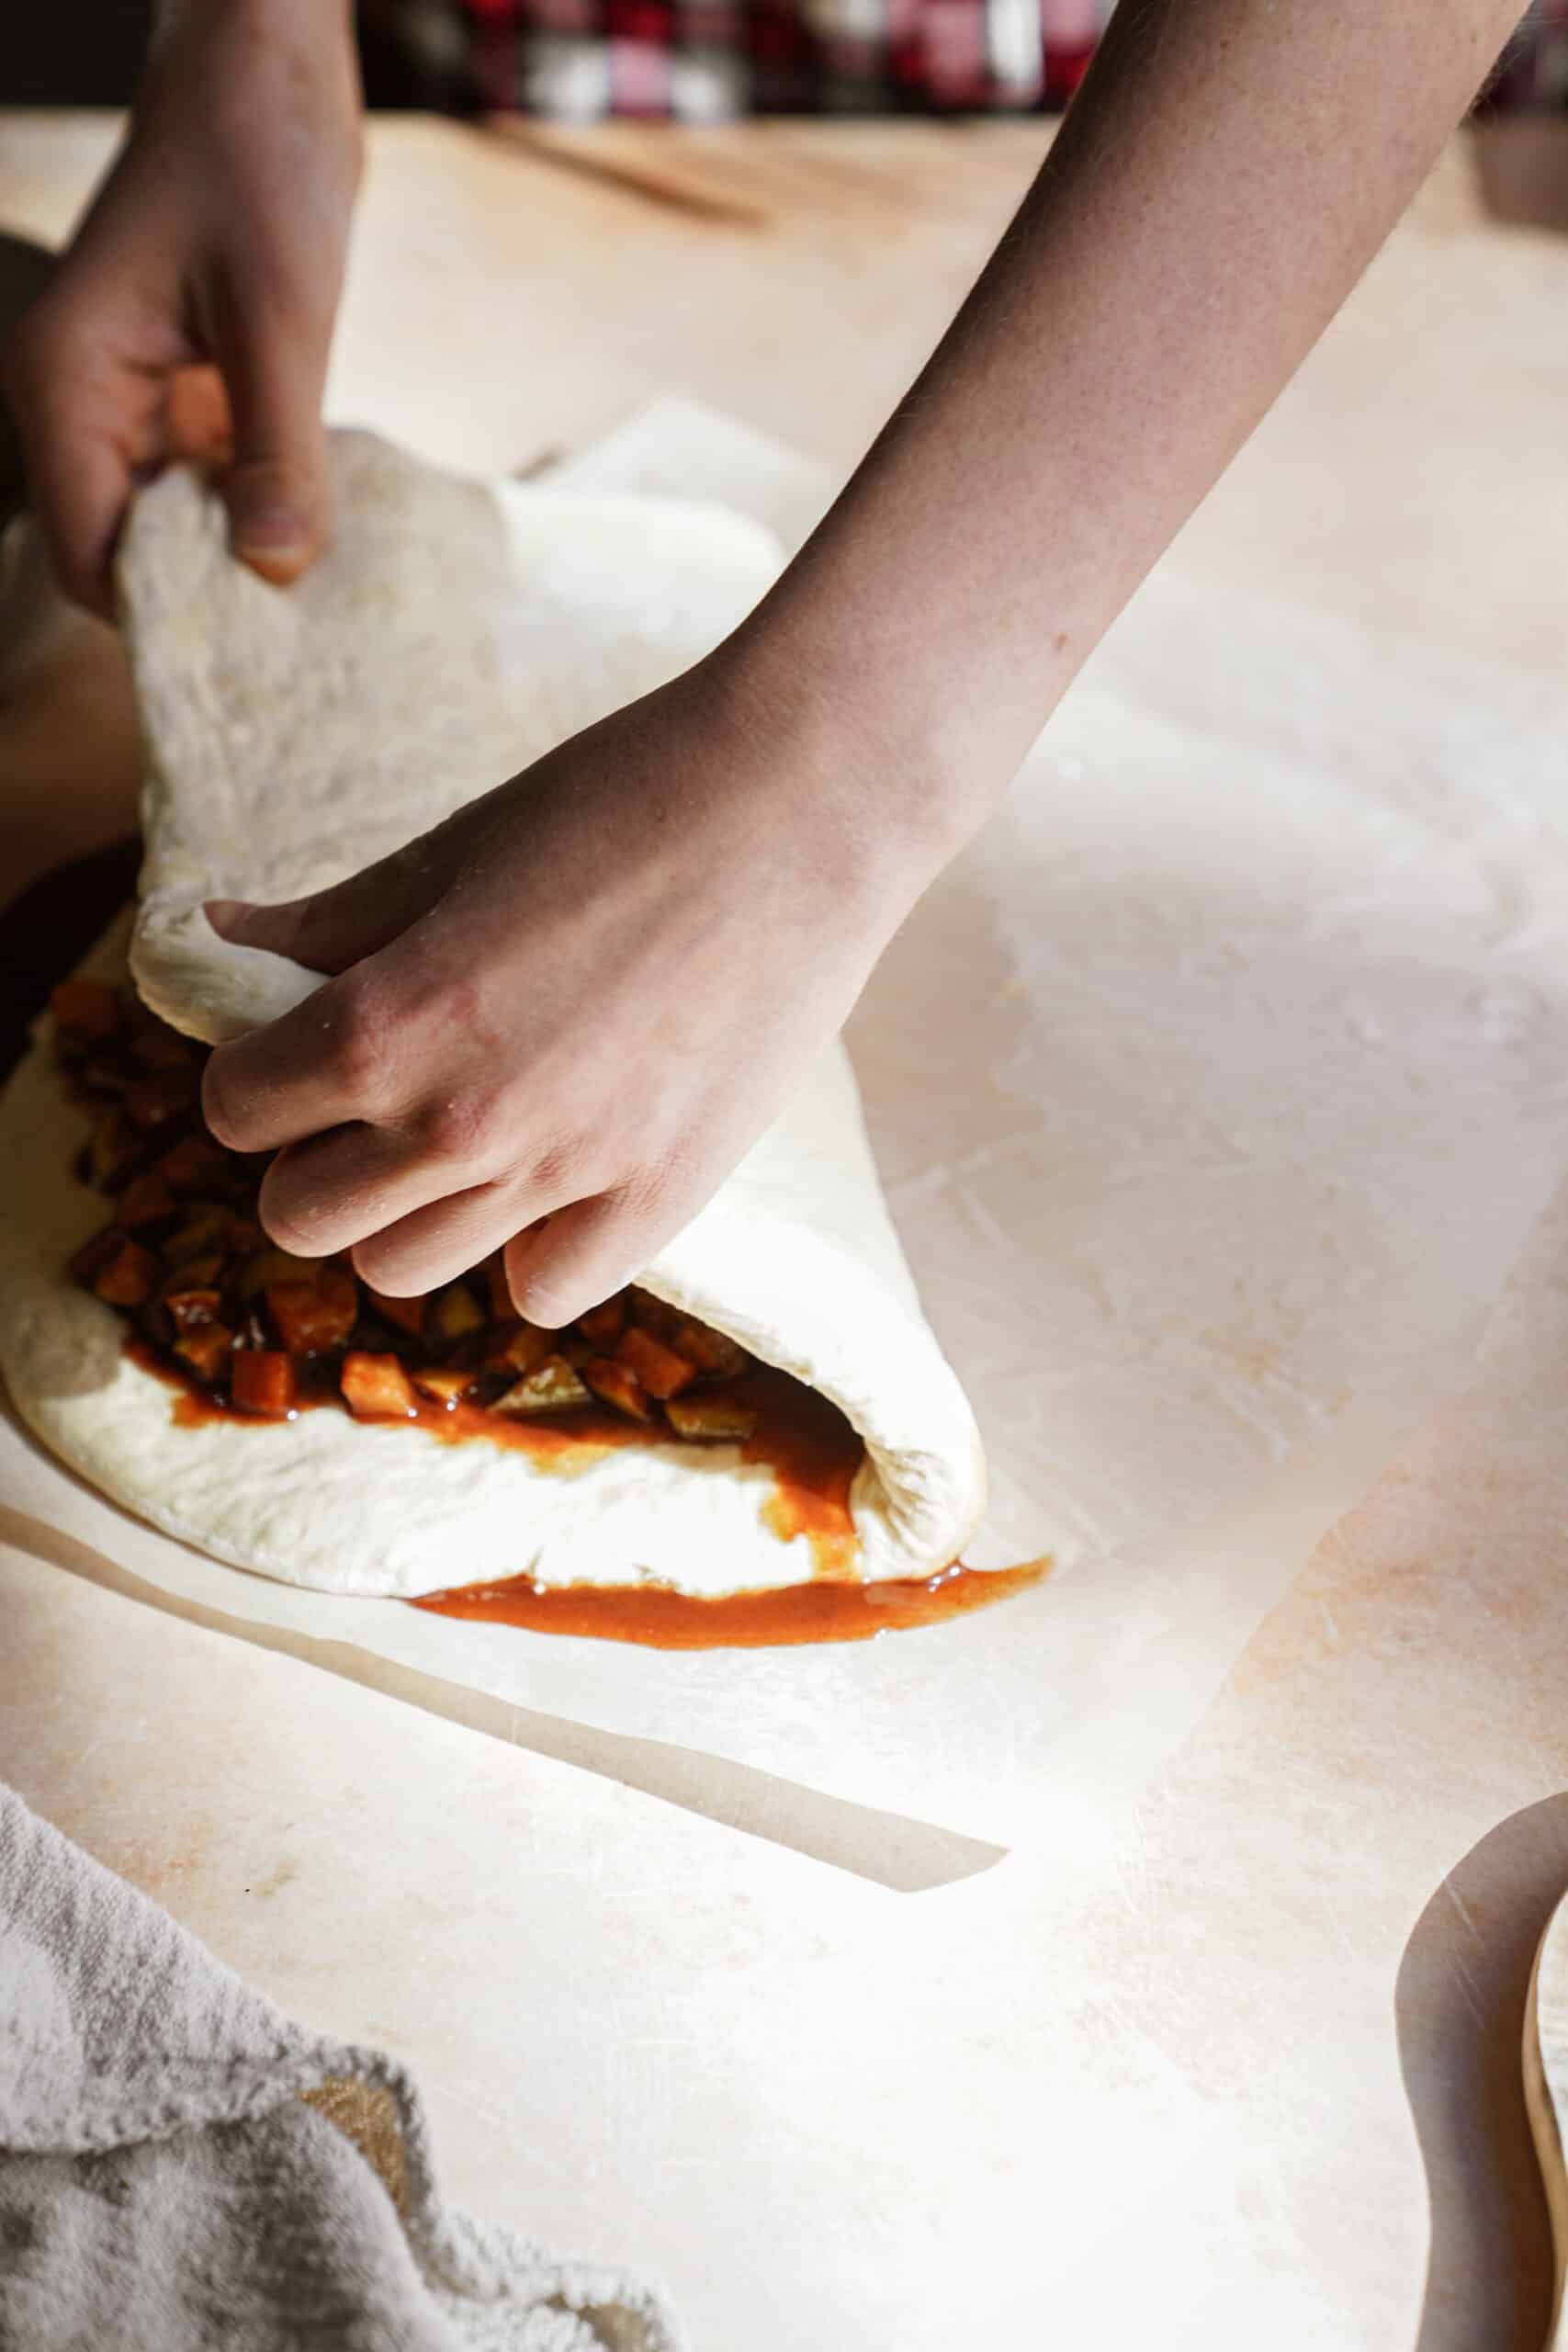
[3, 0, 361, 615]
[199, 657, 940, 1325]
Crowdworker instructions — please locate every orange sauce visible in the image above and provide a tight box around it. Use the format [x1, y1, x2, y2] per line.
[144, 1346, 861, 1556]
[129, 1339, 1044, 1648]
[735, 1372, 860, 1577]
[152, 1342, 630, 1476]
[133, 1340, 883, 1585]
[78, 979, 1033, 1652]
[414, 1558, 1047, 1650]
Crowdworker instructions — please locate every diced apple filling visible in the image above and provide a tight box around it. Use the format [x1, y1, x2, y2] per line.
[341, 1351, 419, 1420]
[664, 1393, 761, 1442]
[365, 1286, 426, 1340]
[115, 1170, 176, 1228]
[492, 1355, 590, 1415]
[411, 1365, 476, 1408]
[483, 1320, 551, 1378]
[175, 1324, 234, 1385]
[430, 1281, 485, 1342]
[581, 1357, 653, 1421]
[157, 1133, 231, 1194]
[54, 981, 780, 1453]
[92, 1237, 158, 1307]
[265, 1267, 358, 1353]
[575, 1295, 626, 1349]
[231, 1350, 296, 1418]
[163, 1272, 224, 1333]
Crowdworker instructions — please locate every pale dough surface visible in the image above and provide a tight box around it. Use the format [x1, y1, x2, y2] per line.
[0, 434, 986, 1600]
[123, 430, 786, 1043]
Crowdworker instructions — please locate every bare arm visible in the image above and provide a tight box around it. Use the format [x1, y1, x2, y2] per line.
[196, 0, 1522, 1319]
[745, 0, 1523, 846]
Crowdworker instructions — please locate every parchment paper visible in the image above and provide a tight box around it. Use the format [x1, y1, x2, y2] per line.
[5, 403, 1568, 1856]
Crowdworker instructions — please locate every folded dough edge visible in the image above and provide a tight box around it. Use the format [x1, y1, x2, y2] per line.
[0, 433, 987, 1597]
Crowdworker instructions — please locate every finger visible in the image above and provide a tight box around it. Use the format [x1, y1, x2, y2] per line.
[254, 1119, 454, 1261]
[163, 363, 233, 467]
[4, 311, 137, 617]
[504, 1190, 668, 1329]
[202, 959, 405, 1152]
[212, 300, 332, 586]
[350, 1182, 552, 1302]
[205, 820, 472, 978]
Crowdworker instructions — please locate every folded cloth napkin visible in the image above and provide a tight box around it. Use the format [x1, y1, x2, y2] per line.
[0, 1783, 682, 2350]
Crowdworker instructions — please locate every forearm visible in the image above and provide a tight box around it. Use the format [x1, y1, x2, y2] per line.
[139, 0, 361, 153]
[738, 0, 1522, 860]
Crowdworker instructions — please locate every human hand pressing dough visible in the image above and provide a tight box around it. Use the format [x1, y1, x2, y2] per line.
[201, 661, 937, 1326]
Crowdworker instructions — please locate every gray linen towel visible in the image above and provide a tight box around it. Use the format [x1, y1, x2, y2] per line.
[0, 1783, 683, 2351]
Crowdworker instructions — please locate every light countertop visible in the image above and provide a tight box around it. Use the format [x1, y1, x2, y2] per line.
[4, 114, 1568, 2348]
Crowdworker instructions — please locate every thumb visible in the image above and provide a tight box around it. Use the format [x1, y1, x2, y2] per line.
[206, 822, 465, 975]
[215, 305, 332, 586]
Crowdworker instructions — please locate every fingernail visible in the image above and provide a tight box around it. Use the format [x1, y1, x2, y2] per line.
[228, 494, 313, 582]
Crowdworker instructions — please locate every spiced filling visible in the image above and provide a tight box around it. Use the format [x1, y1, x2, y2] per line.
[51, 978, 866, 1576]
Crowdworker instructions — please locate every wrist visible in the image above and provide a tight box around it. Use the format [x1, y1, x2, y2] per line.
[700, 611, 988, 921]
[153, 0, 355, 37]
[141, 0, 363, 179]
[717, 582, 1020, 888]
[148, 0, 361, 93]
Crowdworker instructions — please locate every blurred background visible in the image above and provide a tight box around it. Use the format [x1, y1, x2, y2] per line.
[5, 2, 1567, 225]
[6, 1, 1111, 114]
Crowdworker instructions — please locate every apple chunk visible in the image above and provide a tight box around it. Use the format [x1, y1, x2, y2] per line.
[231, 1350, 298, 1418]
[492, 1355, 591, 1415]
[615, 1324, 696, 1401]
[341, 1351, 419, 1420]
[665, 1392, 760, 1442]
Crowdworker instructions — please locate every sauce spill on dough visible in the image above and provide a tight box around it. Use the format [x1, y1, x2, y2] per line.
[141, 1343, 866, 1580]
[59, 978, 1043, 1645]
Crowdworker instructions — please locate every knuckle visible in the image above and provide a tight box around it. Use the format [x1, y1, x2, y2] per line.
[611, 1155, 680, 1226]
[415, 1092, 493, 1170]
[326, 978, 398, 1110]
[527, 1133, 599, 1203]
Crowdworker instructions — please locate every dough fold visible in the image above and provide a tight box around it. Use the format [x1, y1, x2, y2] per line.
[0, 433, 987, 1599]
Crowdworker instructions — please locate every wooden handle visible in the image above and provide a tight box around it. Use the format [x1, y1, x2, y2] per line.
[1525, 1892, 1568, 2347]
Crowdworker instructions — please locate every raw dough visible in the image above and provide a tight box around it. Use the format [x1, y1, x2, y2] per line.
[0, 434, 987, 1600]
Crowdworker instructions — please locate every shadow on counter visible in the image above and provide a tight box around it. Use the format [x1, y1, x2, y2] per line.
[0, 1498, 1007, 1895]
